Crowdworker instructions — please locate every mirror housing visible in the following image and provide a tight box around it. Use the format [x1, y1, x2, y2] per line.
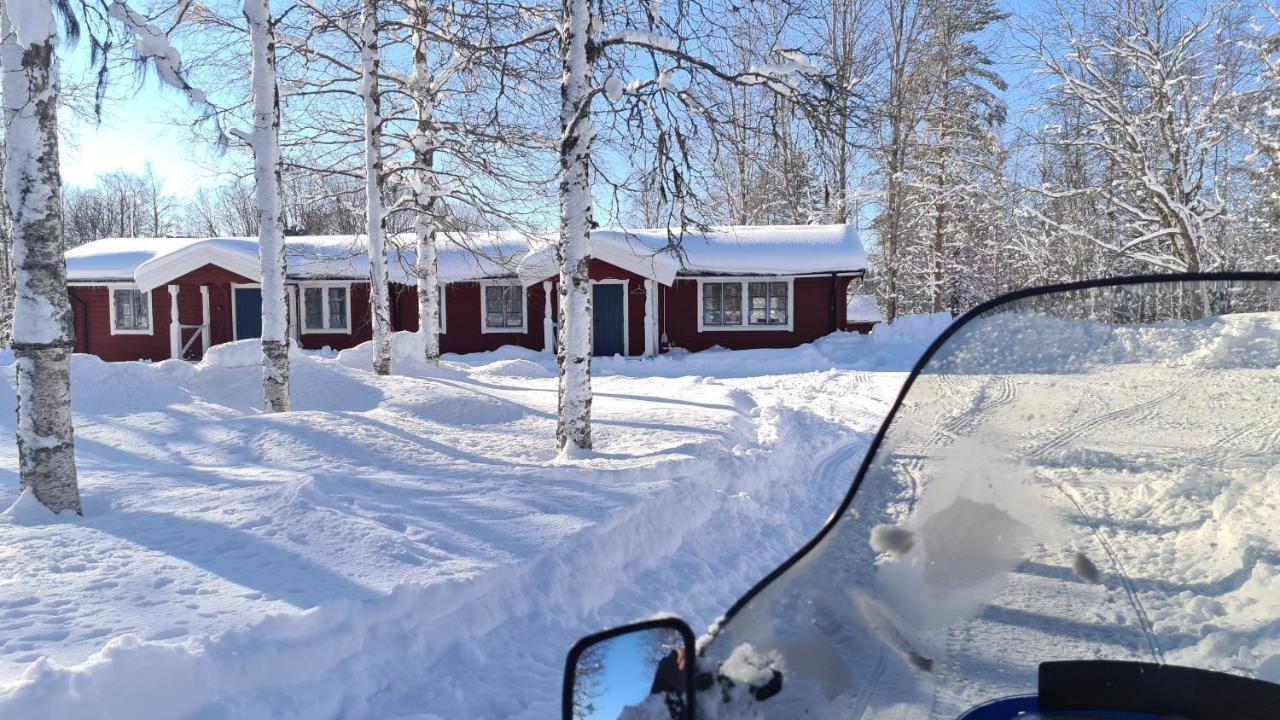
[563, 617, 696, 720]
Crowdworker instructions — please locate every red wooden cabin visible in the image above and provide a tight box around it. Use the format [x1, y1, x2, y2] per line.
[64, 225, 872, 362]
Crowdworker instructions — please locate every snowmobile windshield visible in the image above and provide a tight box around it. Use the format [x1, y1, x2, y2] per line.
[701, 277, 1280, 718]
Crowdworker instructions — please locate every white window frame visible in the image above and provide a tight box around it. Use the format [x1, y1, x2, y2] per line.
[479, 280, 527, 334]
[108, 284, 154, 335]
[299, 281, 353, 335]
[695, 277, 794, 332]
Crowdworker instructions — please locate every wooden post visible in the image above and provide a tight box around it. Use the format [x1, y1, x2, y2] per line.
[643, 278, 657, 357]
[168, 285, 181, 359]
[288, 285, 300, 342]
[542, 280, 554, 353]
[200, 285, 211, 355]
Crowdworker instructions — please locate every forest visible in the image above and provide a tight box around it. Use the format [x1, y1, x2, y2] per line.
[2, 0, 1279, 510]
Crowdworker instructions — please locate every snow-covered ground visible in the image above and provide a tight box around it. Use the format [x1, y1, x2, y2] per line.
[0, 316, 948, 719]
[693, 310, 1280, 719]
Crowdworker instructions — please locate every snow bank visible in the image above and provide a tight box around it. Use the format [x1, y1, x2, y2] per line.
[591, 313, 952, 380]
[935, 311, 1280, 375]
[199, 338, 309, 370]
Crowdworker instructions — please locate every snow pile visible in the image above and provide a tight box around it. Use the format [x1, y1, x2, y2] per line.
[935, 310, 1280, 374]
[1182, 313, 1280, 369]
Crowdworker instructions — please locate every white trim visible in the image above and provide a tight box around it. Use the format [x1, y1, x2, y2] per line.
[230, 282, 262, 341]
[298, 281, 353, 335]
[133, 240, 261, 293]
[168, 285, 182, 359]
[479, 279, 527, 334]
[541, 280, 554, 353]
[643, 278, 657, 357]
[107, 284, 155, 336]
[437, 283, 448, 335]
[590, 278, 629, 357]
[288, 285, 300, 341]
[200, 286, 212, 354]
[695, 276, 795, 332]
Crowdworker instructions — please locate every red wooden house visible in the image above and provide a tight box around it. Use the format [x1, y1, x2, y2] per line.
[64, 225, 872, 362]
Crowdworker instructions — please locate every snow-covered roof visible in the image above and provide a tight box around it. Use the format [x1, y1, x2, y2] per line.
[517, 224, 866, 286]
[846, 294, 883, 323]
[66, 224, 865, 291]
[66, 232, 543, 292]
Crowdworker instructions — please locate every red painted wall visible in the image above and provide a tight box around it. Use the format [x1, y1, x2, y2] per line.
[69, 260, 867, 362]
[295, 283, 374, 351]
[382, 282, 548, 354]
[69, 264, 252, 362]
[660, 275, 869, 352]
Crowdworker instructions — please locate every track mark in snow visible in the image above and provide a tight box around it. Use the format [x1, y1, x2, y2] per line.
[1048, 480, 1165, 664]
[1027, 379, 1194, 458]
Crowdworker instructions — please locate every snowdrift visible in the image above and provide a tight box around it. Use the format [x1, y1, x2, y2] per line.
[0, 321, 930, 718]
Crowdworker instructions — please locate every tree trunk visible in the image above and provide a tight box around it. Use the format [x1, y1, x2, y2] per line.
[557, 0, 594, 452]
[2, 15, 81, 514]
[244, 0, 291, 412]
[362, 0, 392, 376]
[410, 6, 440, 365]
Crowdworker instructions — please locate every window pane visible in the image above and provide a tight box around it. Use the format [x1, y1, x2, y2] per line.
[724, 284, 742, 325]
[328, 287, 347, 329]
[504, 286, 523, 327]
[771, 282, 788, 325]
[133, 292, 149, 329]
[703, 283, 722, 325]
[114, 291, 131, 329]
[114, 289, 147, 330]
[304, 288, 323, 329]
[748, 282, 768, 324]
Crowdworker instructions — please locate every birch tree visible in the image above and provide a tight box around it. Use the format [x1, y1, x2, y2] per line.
[236, 0, 292, 411]
[2, 0, 81, 513]
[359, 0, 392, 375]
[553, 0, 831, 451]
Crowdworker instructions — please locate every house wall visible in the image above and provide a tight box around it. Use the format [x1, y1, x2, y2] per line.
[69, 264, 252, 362]
[69, 263, 869, 362]
[660, 274, 870, 352]
[389, 281, 548, 354]
[294, 283, 373, 351]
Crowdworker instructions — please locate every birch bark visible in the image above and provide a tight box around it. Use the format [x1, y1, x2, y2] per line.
[409, 4, 440, 365]
[361, 0, 392, 375]
[243, 0, 291, 412]
[2, 4, 81, 513]
[556, 0, 595, 452]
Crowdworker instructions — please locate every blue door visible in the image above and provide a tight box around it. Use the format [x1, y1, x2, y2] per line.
[592, 284, 625, 356]
[234, 287, 262, 339]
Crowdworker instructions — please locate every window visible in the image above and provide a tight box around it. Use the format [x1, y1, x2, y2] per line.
[701, 282, 744, 326]
[111, 287, 151, 334]
[482, 283, 525, 332]
[748, 281, 788, 326]
[697, 278, 792, 331]
[301, 284, 351, 333]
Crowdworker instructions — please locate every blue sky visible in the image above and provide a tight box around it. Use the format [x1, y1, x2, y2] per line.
[56, 1, 1030, 205]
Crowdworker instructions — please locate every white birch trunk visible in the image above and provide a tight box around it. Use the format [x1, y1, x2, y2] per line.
[556, 0, 595, 452]
[361, 0, 392, 376]
[2, 4, 81, 514]
[243, 0, 290, 412]
[410, 8, 440, 365]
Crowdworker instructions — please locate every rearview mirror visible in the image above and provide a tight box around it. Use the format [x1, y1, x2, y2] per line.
[563, 618, 696, 720]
